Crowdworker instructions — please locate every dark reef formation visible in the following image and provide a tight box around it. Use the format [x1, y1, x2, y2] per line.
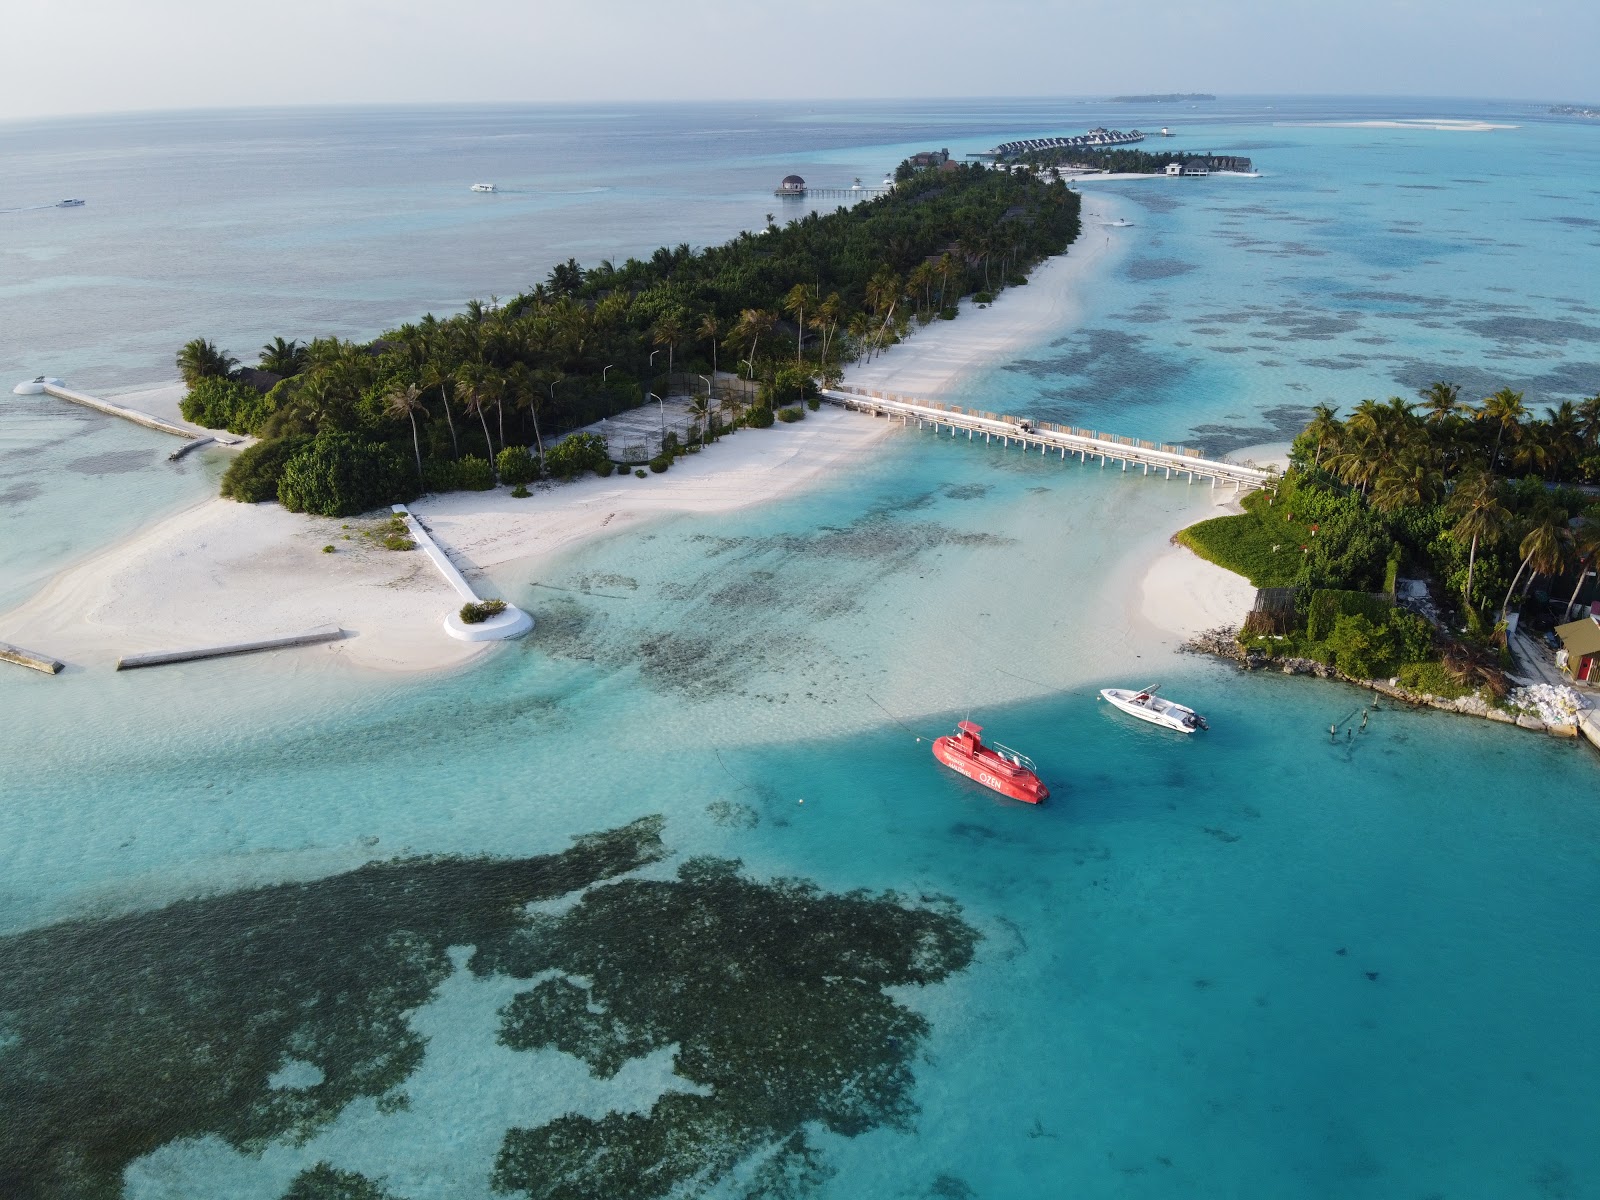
[0, 819, 978, 1200]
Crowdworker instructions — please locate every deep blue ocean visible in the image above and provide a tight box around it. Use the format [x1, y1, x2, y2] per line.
[2, 98, 1598, 1200]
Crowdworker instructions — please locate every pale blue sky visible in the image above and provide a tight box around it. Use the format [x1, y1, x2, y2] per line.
[5, 0, 1597, 121]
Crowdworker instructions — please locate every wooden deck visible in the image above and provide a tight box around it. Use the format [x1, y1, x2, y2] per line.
[820, 387, 1276, 489]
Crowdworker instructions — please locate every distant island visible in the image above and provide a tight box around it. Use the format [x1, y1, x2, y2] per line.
[1549, 104, 1600, 118]
[1108, 93, 1215, 103]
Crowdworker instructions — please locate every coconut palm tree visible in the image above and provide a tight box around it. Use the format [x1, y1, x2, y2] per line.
[455, 364, 498, 480]
[384, 383, 428, 482]
[1561, 517, 1600, 620]
[420, 361, 459, 460]
[731, 309, 774, 378]
[259, 337, 308, 377]
[697, 313, 721, 384]
[1447, 470, 1507, 608]
[817, 292, 843, 362]
[652, 313, 684, 391]
[176, 338, 237, 387]
[1479, 387, 1527, 469]
[1501, 509, 1570, 623]
[1577, 394, 1600, 452]
[688, 394, 711, 446]
[782, 283, 819, 365]
[1372, 450, 1442, 513]
[1304, 404, 1341, 468]
[1419, 381, 1462, 425]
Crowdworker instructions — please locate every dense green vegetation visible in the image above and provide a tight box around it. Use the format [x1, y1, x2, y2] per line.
[1187, 385, 1600, 683]
[1014, 147, 1213, 175]
[184, 162, 1080, 518]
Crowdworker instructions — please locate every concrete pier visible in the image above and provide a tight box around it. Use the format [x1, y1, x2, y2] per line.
[822, 387, 1273, 489]
[41, 382, 196, 439]
[391, 506, 533, 641]
[116, 625, 345, 670]
[0, 641, 65, 674]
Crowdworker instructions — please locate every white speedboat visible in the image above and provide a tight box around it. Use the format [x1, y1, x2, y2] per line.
[1100, 684, 1207, 733]
[470, 183, 497, 193]
[56, 198, 86, 207]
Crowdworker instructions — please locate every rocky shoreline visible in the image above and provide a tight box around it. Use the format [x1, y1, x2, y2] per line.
[1182, 628, 1587, 740]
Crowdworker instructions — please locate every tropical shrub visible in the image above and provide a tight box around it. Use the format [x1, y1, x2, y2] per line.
[180, 377, 274, 435]
[459, 599, 507, 624]
[635, 469, 647, 478]
[496, 445, 539, 486]
[1306, 590, 1394, 641]
[545, 432, 610, 480]
[457, 456, 495, 491]
[649, 456, 671, 473]
[777, 407, 804, 423]
[1323, 613, 1398, 679]
[747, 406, 775, 429]
[276, 432, 416, 517]
[594, 460, 615, 477]
[220, 434, 313, 503]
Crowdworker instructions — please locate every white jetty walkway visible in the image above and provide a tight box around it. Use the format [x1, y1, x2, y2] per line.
[821, 386, 1275, 490]
[391, 505, 533, 642]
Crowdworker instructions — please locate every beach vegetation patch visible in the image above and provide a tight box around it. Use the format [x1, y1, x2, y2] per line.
[495, 444, 539, 486]
[747, 406, 775, 428]
[276, 432, 418, 518]
[460, 599, 507, 624]
[220, 434, 314, 503]
[181, 375, 276, 435]
[544, 432, 610, 480]
[649, 456, 671, 473]
[635, 469, 648, 478]
[776, 406, 804, 423]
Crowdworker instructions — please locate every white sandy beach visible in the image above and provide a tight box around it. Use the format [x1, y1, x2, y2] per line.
[1278, 118, 1517, 132]
[0, 408, 896, 673]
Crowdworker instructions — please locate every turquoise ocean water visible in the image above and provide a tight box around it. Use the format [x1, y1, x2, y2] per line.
[2, 99, 1599, 1198]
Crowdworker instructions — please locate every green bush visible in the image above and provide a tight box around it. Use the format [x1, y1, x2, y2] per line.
[973, 290, 994, 304]
[322, 545, 335, 554]
[545, 432, 610, 480]
[594, 460, 615, 477]
[496, 445, 539, 486]
[747, 406, 775, 429]
[511, 483, 530, 498]
[777, 406, 804, 423]
[1323, 613, 1399, 679]
[649, 456, 671, 473]
[220, 434, 313, 503]
[277, 433, 416, 518]
[939, 307, 958, 320]
[635, 469, 647, 478]
[457, 456, 495, 491]
[1306, 590, 1393, 641]
[459, 599, 507, 624]
[1397, 659, 1472, 699]
[806, 397, 820, 411]
[180, 377, 274, 435]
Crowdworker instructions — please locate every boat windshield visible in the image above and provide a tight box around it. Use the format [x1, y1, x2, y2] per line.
[987, 741, 1037, 773]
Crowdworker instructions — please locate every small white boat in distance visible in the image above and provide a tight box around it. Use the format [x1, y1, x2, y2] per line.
[56, 198, 86, 207]
[1100, 684, 1208, 733]
[470, 183, 497, 193]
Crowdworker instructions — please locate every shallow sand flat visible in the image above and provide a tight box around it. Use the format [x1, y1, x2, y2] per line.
[0, 406, 898, 674]
[1277, 118, 1518, 132]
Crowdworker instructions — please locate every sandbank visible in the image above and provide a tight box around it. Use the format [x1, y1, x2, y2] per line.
[0, 408, 895, 674]
[1277, 119, 1517, 133]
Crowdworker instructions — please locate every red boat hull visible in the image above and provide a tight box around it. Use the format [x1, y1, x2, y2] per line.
[932, 734, 1049, 804]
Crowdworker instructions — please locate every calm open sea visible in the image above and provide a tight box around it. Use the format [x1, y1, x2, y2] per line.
[1, 98, 1598, 1200]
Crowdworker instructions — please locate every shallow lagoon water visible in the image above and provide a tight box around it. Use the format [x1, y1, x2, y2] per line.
[3, 99, 1600, 1198]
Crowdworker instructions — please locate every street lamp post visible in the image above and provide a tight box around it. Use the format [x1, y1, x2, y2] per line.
[602, 364, 614, 383]
[647, 392, 664, 456]
[697, 375, 713, 444]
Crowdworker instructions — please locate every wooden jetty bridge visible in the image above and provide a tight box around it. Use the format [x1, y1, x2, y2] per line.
[820, 386, 1276, 490]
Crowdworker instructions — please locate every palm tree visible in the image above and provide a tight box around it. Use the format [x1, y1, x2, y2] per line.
[259, 337, 308, 377]
[1501, 509, 1570, 623]
[1419, 381, 1462, 425]
[176, 338, 237, 387]
[732, 309, 774, 378]
[816, 292, 843, 362]
[384, 383, 428, 481]
[1562, 517, 1600, 620]
[420, 361, 459, 459]
[1447, 470, 1507, 608]
[697, 313, 721, 384]
[1576, 393, 1600, 452]
[1372, 451, 1442, 513]
[652, 313, 684, 391]
[782, 283, 819, 365]
[455, 364, 498, 480]
[1304, 404, 1341, 468]
[688, 394, 711, 446]
[1543, 400, 1582, 479]
[1479, 387, 1526, 469]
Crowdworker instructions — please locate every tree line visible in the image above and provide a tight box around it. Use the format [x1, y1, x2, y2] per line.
[179, 161, 1082, 516]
